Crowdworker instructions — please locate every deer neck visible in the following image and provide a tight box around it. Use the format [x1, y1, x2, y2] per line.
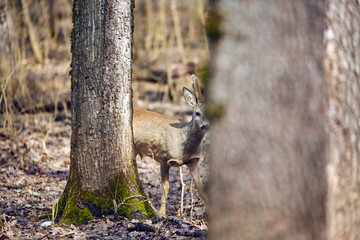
[183, 118, 204, 161]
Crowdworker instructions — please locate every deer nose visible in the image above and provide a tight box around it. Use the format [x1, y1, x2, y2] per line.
[201, 124, 209, 131]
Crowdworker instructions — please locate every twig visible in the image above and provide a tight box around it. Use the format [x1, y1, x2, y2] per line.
[1, 214, 13, 237]
[190, 179, 194, 221]
[113, 195, 149, 215]
[52, 198, 59, 227]
[1, 64, 19, 130]
[34, 116, 52, 157]
[179, 166, 185, 217]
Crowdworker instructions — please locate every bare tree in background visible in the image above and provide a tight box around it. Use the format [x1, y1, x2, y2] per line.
[0, 0, 17, 127]
[0, 0, 16, 83]
[58, 0, 154, 225]
[325, 1, 360, 239]
[48, 0, 58, 39]
[207, 1, 326, 239]
[0, 0, 15, 72]
[20, 0, 44, 64]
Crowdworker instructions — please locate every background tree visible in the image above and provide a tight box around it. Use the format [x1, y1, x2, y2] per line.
[58, 0, 154, 225]
[325, 1, 360, 239]
[0, 0, 16, 115]
[207, 1, 326, 239]
[20, 0, 44, 64]
[0, 0, 16, 77]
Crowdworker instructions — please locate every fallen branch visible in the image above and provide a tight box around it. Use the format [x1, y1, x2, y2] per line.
[127, 222, 155, 232]
[113, 195, 149, 218]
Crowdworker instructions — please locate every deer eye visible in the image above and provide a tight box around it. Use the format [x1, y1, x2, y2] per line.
[195, 111, 201, 117]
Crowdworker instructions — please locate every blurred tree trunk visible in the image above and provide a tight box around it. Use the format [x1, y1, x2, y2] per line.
[0, 0, 16, 80]
[48, 0, 58, 39]
[194, 0, 209, 58]
[207, 1, 326, 239]
[58, 0, 154, 225]
[0, 0, 18, 123]
[153, 0, 167, 56]
[21, 0, 44, 64]
[170, 0, 187, 63]
[325, 1, 360, 239]
[144, 0, 154, 51]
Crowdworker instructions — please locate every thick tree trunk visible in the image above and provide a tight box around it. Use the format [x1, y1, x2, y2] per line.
[325, 1, 360, 239]
[59, 0, 154, 225]
[207, 1, 326, 239]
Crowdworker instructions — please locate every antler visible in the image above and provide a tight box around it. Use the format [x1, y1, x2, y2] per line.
[191, 74, 205, 103]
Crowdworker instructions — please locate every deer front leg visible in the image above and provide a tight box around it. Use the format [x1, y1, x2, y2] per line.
[187, 158, 209, 205]
[159, 162, 170, 217]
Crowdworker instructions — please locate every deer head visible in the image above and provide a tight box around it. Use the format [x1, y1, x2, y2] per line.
[183, 74, 209, 133]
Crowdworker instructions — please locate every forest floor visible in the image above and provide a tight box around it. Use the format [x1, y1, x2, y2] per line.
[0, 111, 209, 239]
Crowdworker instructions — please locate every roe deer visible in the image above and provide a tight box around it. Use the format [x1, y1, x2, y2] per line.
[133, 75, 209, 217]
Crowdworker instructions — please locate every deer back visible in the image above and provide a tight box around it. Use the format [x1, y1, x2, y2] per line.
[133, 107, 190, 163]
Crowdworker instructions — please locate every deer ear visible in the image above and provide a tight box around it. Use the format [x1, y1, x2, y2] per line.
[183, 87, 196, 108]
[191, 75, 204, 103]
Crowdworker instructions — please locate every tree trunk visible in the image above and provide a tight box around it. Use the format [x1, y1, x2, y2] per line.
[48, 0, 58, 39]
[58, 0, 154, 225]
[325, 1, 360, 239]
[170, 0, 187, 63]
[0, 0, 16, 81]
[21, 0, 44, 64]
[144, 0, 154, 51]
[207, 1, 326, 239]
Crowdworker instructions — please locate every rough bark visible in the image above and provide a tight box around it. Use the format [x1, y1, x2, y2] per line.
[59, 0, 154, 225]
[207, 1, 326, 239]
[325, 1, 360, 239]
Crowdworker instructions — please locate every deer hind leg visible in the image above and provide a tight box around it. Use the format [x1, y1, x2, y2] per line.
[186, 158, 209, 205]
[159, 162, 170, 217]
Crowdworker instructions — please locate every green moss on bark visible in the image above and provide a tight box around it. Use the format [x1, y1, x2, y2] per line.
[57, 171, 155, 226]
[60, 197, 94, 225]
[206, 103, 226, 121]
[205, 10, 223, 43]
[107, 174, 156, 219]
[58, 181, 94, 225]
